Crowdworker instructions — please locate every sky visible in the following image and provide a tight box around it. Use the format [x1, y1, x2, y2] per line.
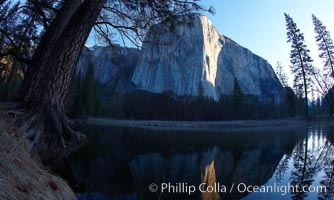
[200, 0, 334, 86]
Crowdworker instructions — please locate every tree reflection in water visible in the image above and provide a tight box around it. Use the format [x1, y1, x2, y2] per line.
[270, 126, 334, 200]
[318, 128, 334, 200]
[59, 124, 334, 200]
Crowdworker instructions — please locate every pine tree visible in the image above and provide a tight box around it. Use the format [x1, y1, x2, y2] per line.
[312, 14, 334, 77]
[284, 13, 314, 117]
[65, 73, 83, 117]
[285, 86, 298, 116]
[197, 81, 204, 98]
[232, 78, 244, 115]
[275, 61, 289, 87]
[81, 64, 99, 115]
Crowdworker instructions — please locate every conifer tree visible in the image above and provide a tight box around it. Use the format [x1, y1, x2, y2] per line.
[275, 61, 289, 87]
[312, 14, 334, 77]
[232, 78, 244, 115]
[65, 73, 82, 117]
[81, 64, 99, 115]
[197, 81, 204, 98]
[284, 13, 314, 117]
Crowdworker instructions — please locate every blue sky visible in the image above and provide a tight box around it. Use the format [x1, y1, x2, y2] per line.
[200, 0, 334, 86]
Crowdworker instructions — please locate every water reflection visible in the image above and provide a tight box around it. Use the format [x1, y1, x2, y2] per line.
[245, 125, 334, 200]
[59, 124, 334, 200]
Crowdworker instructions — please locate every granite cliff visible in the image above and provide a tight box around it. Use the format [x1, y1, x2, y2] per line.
[76, 45, 139, 94]
[77, 14, 282, 101]
[131, 14, 283, 101]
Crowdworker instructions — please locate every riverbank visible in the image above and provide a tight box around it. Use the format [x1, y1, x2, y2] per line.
[0, 118, 76, 200]
[84, 115, 334, 131]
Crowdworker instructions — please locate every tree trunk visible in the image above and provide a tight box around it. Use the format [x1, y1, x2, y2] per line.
[17, 0, 82, 102]
[298, 51, 309, 118]
[12, 0, 106, 164]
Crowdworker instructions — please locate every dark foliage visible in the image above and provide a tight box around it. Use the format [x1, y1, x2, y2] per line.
[231, 78, 244, 115]
[312, 14, 334, 77]
[275, 61, 289, 87]
[88, 90, 291, 121]
[65, 66, 100, 117]
[284, 87, 298, 117]
[284, 13, 314, 117]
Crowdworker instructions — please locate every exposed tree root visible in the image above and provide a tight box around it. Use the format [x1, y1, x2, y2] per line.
[2, 102, 84, 166]
[0, 102, 24, 112]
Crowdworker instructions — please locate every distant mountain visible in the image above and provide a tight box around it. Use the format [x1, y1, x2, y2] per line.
[77, 14, 283, 102]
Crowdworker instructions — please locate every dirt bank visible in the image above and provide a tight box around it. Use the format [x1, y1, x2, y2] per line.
[0, 119, 76, 200]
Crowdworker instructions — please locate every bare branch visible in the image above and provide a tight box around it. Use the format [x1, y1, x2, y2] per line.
[92, 0, 214, 47]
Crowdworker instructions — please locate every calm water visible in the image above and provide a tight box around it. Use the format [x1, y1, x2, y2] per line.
[59, 123, 334, 200]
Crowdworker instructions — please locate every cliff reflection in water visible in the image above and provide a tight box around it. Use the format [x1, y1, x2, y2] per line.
[59, 124, 334, 200]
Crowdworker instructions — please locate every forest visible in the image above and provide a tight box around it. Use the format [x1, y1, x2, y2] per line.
[65, 74, 305, 121]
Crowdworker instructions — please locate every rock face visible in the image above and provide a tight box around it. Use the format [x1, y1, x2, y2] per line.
[131, 14, 283, 101]
[77, 14, 283, 101]
[76, 45, 139, 94]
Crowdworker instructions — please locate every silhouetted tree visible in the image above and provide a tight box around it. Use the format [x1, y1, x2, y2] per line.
[312, 14, 334, 77]
[311, 14, 334, 115]
[65, 73, 83, 117]
[285, 87, 298, 116]
[284, 13, 314, 117]
[66, 65, 100, 116]
[81, 64, 100, 115]
[275, 61, 289, 87]
[232, 78, 244, 116]
[197, 81, 204, 99]
[310, 67, 334, 115]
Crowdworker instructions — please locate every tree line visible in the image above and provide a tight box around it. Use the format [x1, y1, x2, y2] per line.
[64, 77, 300, 121]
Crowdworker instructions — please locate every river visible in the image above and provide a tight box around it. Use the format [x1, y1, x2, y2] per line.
[58, 123, 334, 200]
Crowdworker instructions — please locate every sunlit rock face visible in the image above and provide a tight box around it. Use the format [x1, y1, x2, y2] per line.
[77, 14, 283, 101]
[76, 45, 139, 93]
[132, 14, 283, 101]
